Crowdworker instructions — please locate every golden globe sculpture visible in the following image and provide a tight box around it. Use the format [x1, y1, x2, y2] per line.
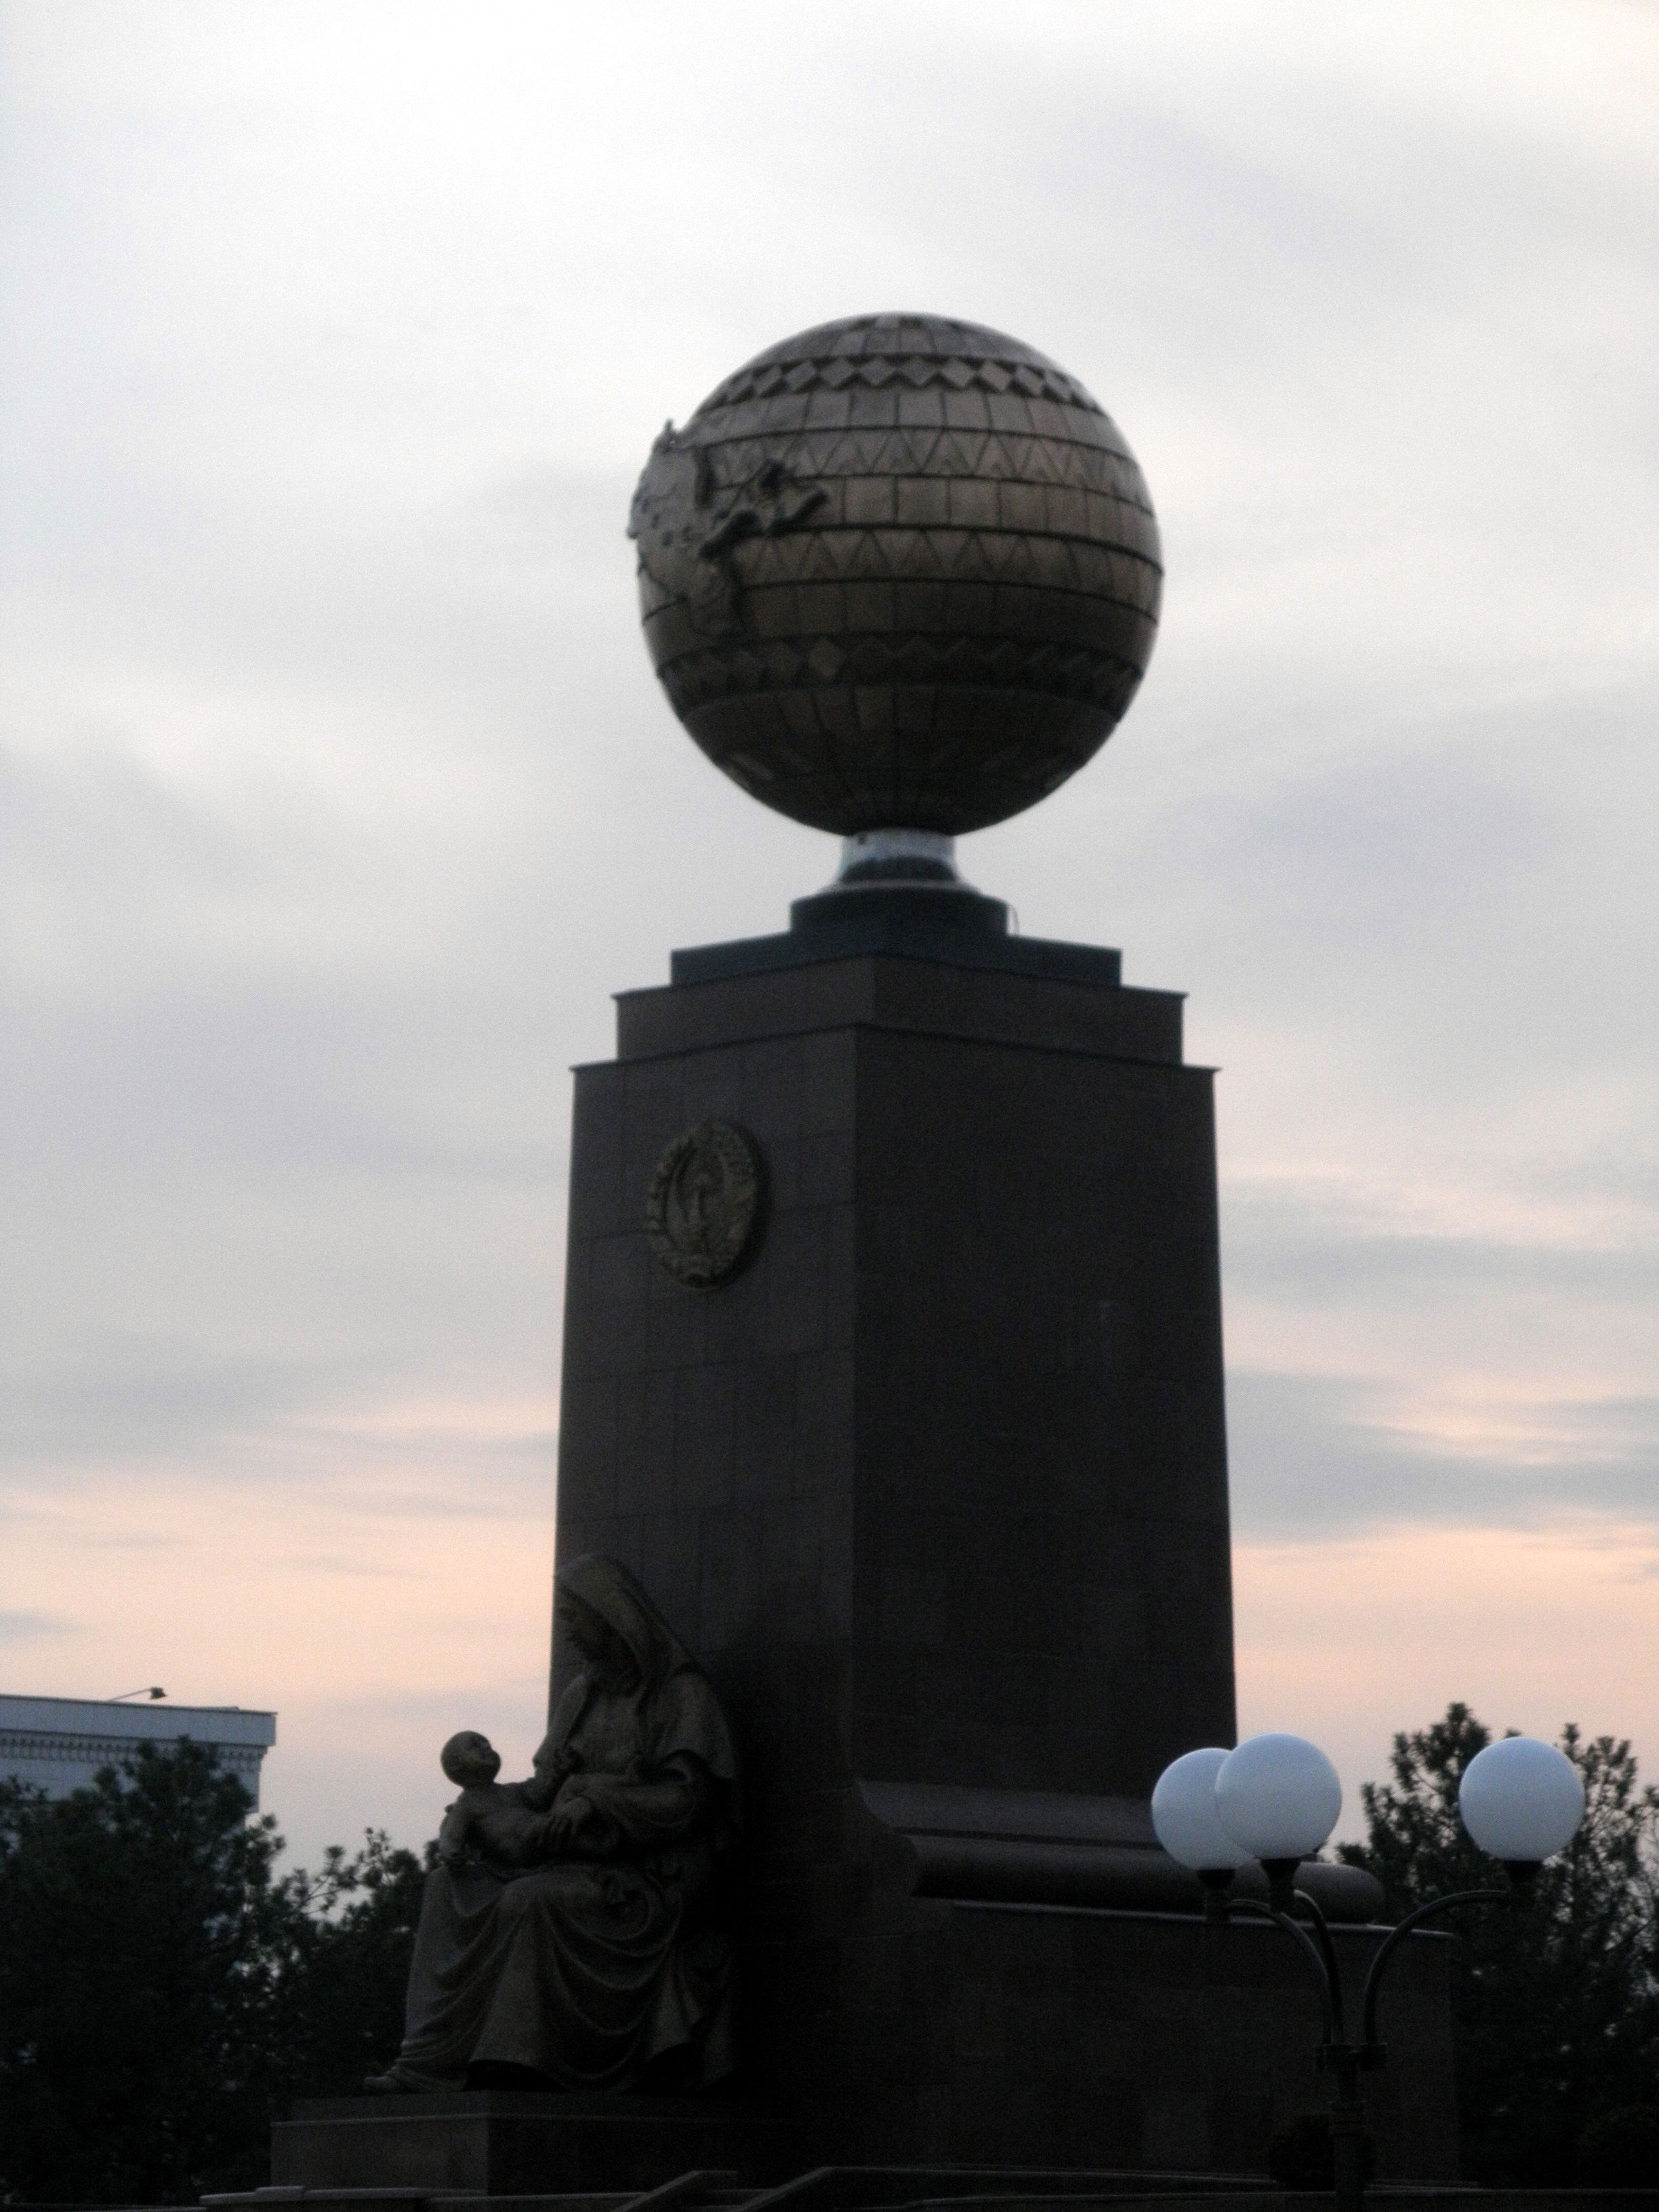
[629, 312, 1161, 842]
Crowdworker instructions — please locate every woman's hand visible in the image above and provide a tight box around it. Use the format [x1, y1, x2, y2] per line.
[529, 1732, 578, 1781]
[534, 1782, 620, 1861]
[514, 1739, 579, 1811]
[542, 1798, 585, 1853]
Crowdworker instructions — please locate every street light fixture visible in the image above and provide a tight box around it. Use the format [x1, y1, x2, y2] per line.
[1457, 1735, 1586, 1866]
[1152, 1729, 1586, 2212]
[1214, 1732, 1345, 1907]
[1149, 1747, 1255, 1886]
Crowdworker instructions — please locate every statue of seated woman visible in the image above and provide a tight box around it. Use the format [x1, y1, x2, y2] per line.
[367, 1555, 739, 2094]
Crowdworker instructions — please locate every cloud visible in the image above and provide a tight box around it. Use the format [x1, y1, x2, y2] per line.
[0, 1611, 80, 1644]
[1226, 1194, 1659, 1307]
[1228, 1368, 1659, 1538]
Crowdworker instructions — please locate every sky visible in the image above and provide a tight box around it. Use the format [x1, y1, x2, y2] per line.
[1, 0, 1656, 1870]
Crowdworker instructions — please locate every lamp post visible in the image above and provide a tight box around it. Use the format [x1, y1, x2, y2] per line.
[1152, 1732, 1586, 2212]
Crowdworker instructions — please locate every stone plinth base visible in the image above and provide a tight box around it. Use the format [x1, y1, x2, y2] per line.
[269, 2093, 800, 2195]
[750, 1902, 1460, 2178]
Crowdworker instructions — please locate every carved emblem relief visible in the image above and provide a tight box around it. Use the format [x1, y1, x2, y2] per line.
[628, 424, 825, 638]
[644, 1120, 764, 1288]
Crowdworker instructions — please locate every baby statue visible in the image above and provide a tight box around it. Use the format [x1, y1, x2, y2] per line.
[436, 1730, 573, 1870]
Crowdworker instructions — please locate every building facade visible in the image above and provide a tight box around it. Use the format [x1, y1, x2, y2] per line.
[0, 1694, 276, 1807]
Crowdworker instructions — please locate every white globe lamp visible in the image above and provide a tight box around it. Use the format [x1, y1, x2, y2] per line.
[1152, 1747, 1256, 1876]
[1215, 1733, 1343, 1906]
[1458, 1737, 1585, 1868]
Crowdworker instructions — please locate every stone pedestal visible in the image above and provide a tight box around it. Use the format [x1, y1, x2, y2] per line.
[754, 1899, 1456, 2175]
[269, 2091, 799, 2195]
[556, 899, 1235, 1802]
[547, 891, 1460, 2179]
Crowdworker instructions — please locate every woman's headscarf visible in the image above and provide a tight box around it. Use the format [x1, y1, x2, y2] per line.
[550, 1555, 739, 1797]
[554, 1554, 695, 1697]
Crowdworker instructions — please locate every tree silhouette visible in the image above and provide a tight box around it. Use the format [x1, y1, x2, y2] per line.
[0, 1743, 427, 2203]
[1339, 1704, 1659, 2184]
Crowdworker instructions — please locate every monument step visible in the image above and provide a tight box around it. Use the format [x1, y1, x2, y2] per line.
[869, 2198, 1659, 2212]
[193, 2183, 1659, 2212]
[270, 2096, 802, 2197]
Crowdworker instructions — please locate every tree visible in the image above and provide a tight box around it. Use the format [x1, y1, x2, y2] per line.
[1340, 1703, 1659, 2184]
[0, 1744, 428, 2204]
[0, 1743, 290, 2201]
[268, 1828, 429, 2105]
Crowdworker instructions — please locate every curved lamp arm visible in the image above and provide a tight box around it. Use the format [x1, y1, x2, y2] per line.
[1226, 1896, 1342, 2045]
[1360, 1886, 1510, 2047]
[1291, 1883, 1351, 2045]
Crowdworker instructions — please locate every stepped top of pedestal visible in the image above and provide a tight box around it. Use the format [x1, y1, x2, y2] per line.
[607, 882, 1193, 1066]
[674, 882, 1122, 991]
[615, 945, 1187, 1070]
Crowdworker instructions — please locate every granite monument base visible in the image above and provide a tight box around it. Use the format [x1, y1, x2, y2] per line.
[264, 1905, 1453, 2198]
[550, 904, 1457, 2184]
[270, 2093, 800, 2196]
[755, 1900, 1458, 2179]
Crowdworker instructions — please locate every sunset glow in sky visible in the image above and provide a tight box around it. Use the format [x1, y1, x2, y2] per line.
[3, 0, 1656, 1868]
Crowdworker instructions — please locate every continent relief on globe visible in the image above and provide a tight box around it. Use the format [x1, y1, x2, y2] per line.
[628, 312, 1162, 839]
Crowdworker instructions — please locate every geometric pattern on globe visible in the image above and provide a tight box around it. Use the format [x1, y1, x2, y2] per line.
[629, 311, 1162, 836]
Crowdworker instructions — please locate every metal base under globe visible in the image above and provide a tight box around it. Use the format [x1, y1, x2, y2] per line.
[798, 824, 1003, 941]
[790, 838, 1010, 950]
[834, 827, 960, 886]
